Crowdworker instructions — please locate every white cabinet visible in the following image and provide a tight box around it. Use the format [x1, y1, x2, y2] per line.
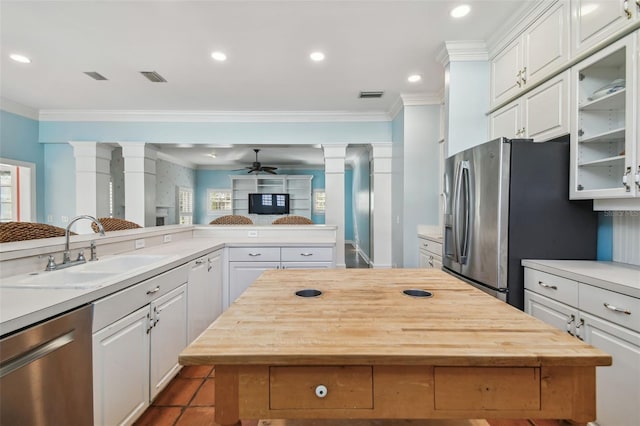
[92, 306, 150, 426]
[572, 0, 640, 57]
[570, 33, 638, 199]
[92, 266, 189, 426]
[187, 250, 223, 343]
[227, 246, 334, 305]
[490, 70, 570, 141]
[491, 1, 569, 107]
[149, 285, 188, 400]
[230, 175, 313, 220]
[418, 236, 442, 269]
[524, 266, 640, 426]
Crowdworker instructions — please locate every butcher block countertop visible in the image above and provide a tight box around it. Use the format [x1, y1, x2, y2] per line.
[180, 269, 611, 425]
[180, 268, 610, 367]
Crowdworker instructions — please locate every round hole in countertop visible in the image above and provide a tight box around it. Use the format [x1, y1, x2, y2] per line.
[402, 289, 433, 298]
[295, 289, 322, 298]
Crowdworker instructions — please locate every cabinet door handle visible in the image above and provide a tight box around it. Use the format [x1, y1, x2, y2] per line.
[521, 67, 527, 84]
[516, 70, 522, 88]
[566, 314, 575, 336]
[300, 253, 313, 257]
[146, 286, 160, 295]
[622, 167, 632, 191]
[248, 253, 262, 257]
[636, 0, 640, 12]
[604, 302, 631, 315]
[575, 318, 584, 340]
[623, 0, 632, 18]
[538, 281, 557, 290]
[635, 166, 640, 189]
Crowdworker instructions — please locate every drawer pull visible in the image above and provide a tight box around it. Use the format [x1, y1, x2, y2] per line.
[146, 286, 160, 295]
[604, 302, 631, 315]
[315, 384, 328, 398]
[195, 259, 205, 265]
[300, 253, 313, 257]
[248, 253, 262, 257]
[538, 281, 557, 290]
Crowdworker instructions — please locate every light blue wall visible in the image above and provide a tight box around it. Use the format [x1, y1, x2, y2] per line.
[446, 61, 490, 156]
[350, 154, 370, 259]
[391, 109, 405, 268]
[43, 144, 76, 227]
[39, 120, 391, 144]
[403, 105, 440, 267]
[597, 213, 613, 261]
[0, 110, 45, 222]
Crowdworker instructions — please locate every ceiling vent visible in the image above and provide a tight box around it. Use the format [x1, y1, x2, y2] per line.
[84, 72, 108, 81]
[140, 71, 167, 83]
[359, 91, 384, 99]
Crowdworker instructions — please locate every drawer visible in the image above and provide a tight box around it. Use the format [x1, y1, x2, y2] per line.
[269, 366, 373, 410]
[281, 247, 333, 262]
[524, 268, 578, 307]
[434, 367, 540, 410]
[419, 238, 442, 257]
[228, 247, 280, 262]
[579, 284, 640, 331]
[92, 263, 189, 332]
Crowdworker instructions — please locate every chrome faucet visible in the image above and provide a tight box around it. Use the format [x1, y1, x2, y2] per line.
[63, 215, 105, 264]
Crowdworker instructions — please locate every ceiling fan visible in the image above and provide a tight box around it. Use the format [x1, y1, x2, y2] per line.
[239, 149, 278, 174]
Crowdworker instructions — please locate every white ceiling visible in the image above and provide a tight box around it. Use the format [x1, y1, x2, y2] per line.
[0, 0, 529, 167]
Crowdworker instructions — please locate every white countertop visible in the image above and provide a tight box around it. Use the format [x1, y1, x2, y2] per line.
[417, 224, 442, 242]
[0, 235, 336, 336]
[521, 259, 640, 298]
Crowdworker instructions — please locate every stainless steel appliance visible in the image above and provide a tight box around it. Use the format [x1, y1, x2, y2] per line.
[443, 137, 597, 310]
[0, 305, 93, 425]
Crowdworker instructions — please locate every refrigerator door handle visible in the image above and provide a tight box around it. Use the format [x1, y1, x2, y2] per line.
[451, 161, 465, 263]
[459, 161, 471, 265]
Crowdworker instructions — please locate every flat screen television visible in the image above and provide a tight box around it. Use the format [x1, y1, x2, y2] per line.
[248, 193, 290, 215]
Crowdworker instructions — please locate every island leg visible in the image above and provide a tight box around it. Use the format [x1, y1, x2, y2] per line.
[215, 365, 241, 426]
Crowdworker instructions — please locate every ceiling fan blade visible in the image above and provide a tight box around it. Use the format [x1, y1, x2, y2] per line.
[263, 169, 277, 175]
[261, 166, 278, 170]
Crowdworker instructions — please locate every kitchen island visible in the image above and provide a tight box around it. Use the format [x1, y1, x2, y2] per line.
[179, 269, 611, 425]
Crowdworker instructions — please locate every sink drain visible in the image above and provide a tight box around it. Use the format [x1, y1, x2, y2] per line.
[402, 289, 433, 298]
[295, 289, 322, 298]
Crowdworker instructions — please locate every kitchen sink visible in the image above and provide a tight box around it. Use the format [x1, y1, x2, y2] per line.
[1, 254, 174, 289]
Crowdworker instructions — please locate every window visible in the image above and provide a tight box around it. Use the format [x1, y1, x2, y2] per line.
[0, 166, 14, 222]
[207, 189, 232, 213]
[313, 189, 326, 215]
[178, 187, 193, 225]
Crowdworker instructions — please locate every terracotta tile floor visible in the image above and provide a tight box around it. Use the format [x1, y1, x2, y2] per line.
[134, 366, 566, 426]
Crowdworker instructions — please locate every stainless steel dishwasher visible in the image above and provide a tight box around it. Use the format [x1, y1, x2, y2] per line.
[0, 304, 93, 425]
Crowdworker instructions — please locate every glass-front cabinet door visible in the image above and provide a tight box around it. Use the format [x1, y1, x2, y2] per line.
[570, 33, 637, 199]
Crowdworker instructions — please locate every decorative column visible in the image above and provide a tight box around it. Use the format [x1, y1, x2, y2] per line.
[119, 142, 157, 227]
[323, 144, 347, 268]
[370, 143, 393, 268]
[70, 142, 114, 234]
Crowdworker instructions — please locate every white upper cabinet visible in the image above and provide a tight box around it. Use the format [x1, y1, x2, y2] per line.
[570, 33, 638, 199]
[491, 1, 569, 107]
[490, 70, 570, 141]
[572, 0, 640, 57]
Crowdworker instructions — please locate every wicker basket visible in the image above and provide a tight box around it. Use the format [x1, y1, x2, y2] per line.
[272, 215, 314, 225]
[91, 217, 142, 232]
[0, 221, 73, 243]
[209, 215, 253, 225]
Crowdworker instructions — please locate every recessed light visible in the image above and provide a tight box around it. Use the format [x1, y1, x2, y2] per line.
[450, 5, 471, 18]
[408, 74, 422, 83]
[310, 52, 325, 62]
[211, 51, 227, 62]
[9, 54, 31, 64]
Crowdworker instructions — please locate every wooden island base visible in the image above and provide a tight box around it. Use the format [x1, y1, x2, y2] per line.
[180, 270, 610, 426]
[214, 364, 595, 426]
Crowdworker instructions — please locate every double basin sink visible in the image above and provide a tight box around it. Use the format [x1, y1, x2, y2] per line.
[2, 255, 172, 290]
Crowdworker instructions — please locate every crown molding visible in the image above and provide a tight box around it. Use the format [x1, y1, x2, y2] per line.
[400, 93, 441, 106]
[38, 109, 392, 123]
[437, 40, 488, 67]
[1, 98, 39, 120]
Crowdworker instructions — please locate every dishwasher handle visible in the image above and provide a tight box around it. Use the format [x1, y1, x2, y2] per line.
[0, 331, 74, 378]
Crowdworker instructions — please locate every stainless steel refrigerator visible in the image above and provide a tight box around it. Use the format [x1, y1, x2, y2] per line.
[443, 137, 597, 310]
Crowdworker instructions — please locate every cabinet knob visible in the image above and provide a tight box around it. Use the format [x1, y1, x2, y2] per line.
[315, 385, 328, 398]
